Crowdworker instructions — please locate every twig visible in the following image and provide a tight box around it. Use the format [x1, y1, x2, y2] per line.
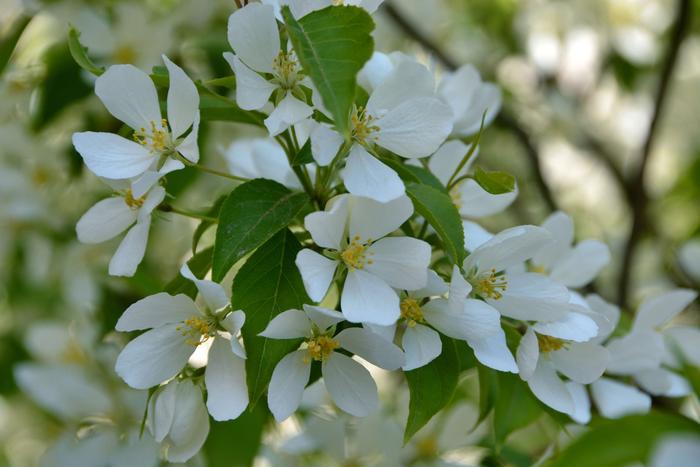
[617, 0, 691, 309]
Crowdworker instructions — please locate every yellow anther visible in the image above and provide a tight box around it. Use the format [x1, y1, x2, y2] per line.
[474, 268, 508, 300]
[123, 189, 146, 209]
[400, 298, 424, 327]
[176, 316, 215, 346]
[341, 238, 374, 270]
[537, 334, 567, 353]
[415, 436, 439, 459]
[529, 264, 546, 274]
[305, 335, 339, 362]
[272, 51, 302, 88]
[351, 107, 380, 144]
[112, 45, 137, 64]
[132, 119, 170, 153]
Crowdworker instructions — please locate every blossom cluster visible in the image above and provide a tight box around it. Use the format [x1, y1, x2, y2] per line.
[54, 0, 700, 463]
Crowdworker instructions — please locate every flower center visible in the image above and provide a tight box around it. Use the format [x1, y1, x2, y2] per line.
[400, 298, 424, 327]
[305, 335, 339, 362]
[351, 107, 380, 144]
[133, 119, 171, 153]
[123, 188, 146, 209]
[340, 236, 374, 270]
[449, 186, 463, 210]
[415, 436, 439, 460]
[472, 268, 508, 300]
[177, 316, 216, 346]
[537, 334, 567, 353]
[272, 51, 302, 89]
[112, 45, 137, 64]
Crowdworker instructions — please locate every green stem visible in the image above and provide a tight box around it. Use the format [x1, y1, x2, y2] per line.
[164, 205, 218, 222]
[192, 163, 249, 182]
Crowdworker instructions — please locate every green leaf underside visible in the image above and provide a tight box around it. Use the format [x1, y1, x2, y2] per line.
[406, 182, 465, 265]
[232, 229, 309, 403]
[212, 179, 309, 281]
[283, 5, 374, 136]
[404, 336, 459, 442]
[474, 167, 516, 195]
[548, 411, 700, 467]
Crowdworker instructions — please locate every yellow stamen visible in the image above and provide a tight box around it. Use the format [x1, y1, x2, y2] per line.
[351, 107, 380, 144]
[305, 335, 339, 362]
[449, 186, 463, 210]
[112, 45, 137, 64]
[272, 51, 302, 89]
[473, 268, 508, 300]
[529, 264, 546, 274]
[400, 298, 424, 327]
[176, 316, 215, 346]
[340, 236, 373, 270]
[415, 436, 439, 459]
[537, 334, 567, 353]
[133, 119, 170, 153]
[123, 189, 146, 209]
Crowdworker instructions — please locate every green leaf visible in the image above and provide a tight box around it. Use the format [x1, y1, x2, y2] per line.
[289, 139, 313, 166]
[404, 336, 459, 442]
[283, 5, 374, 136]
[164, 247, 213, 299]
[212, 179, 309, 281]
[476, 363, 498, 424]
[192, 196, 226, 254]
[382, 159, 447, 193]
[406, 182, 465, 265]
[0, 14, 31, 77]
[67, 26, 104, 76]
[474, 167, 516, 195]
[232, 229, 309, 403]
[493, 372, 542, 445]
[548, 411, 700, 467]
[204, 402, 269, 466]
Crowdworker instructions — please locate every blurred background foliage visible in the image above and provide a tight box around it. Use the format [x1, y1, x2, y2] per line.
[0, 0, 699, 465]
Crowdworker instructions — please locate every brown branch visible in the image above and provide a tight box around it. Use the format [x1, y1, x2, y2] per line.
[617, 0, 691, 309]
[381, 1, 558, 213]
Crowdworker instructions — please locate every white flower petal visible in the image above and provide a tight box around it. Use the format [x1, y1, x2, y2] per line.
[533, 311, 599, 343]
[438, 64, 481, 122]
[550, 342, 609, 384]
[516, 327, 539, 381]
[358, 51, 394, 92]
[401, 324, 442, 370]
[462, 220, 493, 252]
[341, 145, 405, 203]
[295, 249, 338, 302]
[95, 64, 161, 131]
[310, 123, 343, 166]
[465, 225, 551, 272]
[411, 269, 449, 299]
[635, 368, 690, 397]
[591, 377, 651, 418]
[367, 60, 435, 114]
[565, 381, 591, 425]
[374, 97, 453, 158]
[163, 55, 198, 139]
[149, 382, 177, 442]
[633, 289, 697, 332]
[606, 330, 664, 375]
[166, 381, 210, 463]
[224, 53, 276, 110]
[490, 272, 570, 321]
[448, 265, 472, 312]
[365, 237, 431, 291]
[115, 324, 194, 389]
[335, 327, 404, 370]
[304, 195, 348, 250]
[527, 361, 575, 415]
[131, 171, 164, 199]
[303, 305, 345, 330]
[180, 263, 229, 311]
[72, 132, 154, 179]
[116, 292, 198, 331]
[108, 219, 151, 277]
[348, 193, 413, 242]
[76, 197, 137, 244]
[341, 269, 399, 325]
[665, 326, 700, 367]
[259, 309, 310, 339]
[227, 3, 280, 73]
[268, 350, 311, 421]
[549, 240, 611, 288]
[456, 179, 518, 218]
[650, 434, 700, 467]
[322, 352, 378, 417]
[225, 137, 299, 189]
[176, 112, 200, 163]
[205, 337, 248, 421]
[428, 140, 473, 185]
[585, 294, 620, 343]
[452, 83, 501, 136]
[264, 94, 313, 137]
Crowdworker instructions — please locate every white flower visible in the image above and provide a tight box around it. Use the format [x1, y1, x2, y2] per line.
[313, 55, 453, 202]
[295, 194, 431, 325]
[72, 56, 200, 188]
[114, 264, 248, 421]
[262, 0, 385, 20]
[261, 305, 404, 420]
[225, 3, 312, 136]
[516, 323, 609, 418]
[531, 211, 611, 288]
[76, 181, 165, 277]
[428, 140, 518, 218]
[438, 64, 502, 137]
[650, 434, 700, 467]
[147, 379, 210, 463]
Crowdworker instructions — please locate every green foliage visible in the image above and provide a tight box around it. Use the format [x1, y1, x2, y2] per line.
[0, 14, 31, 76]
[199, 94, 265, 126]
[67, 26, 104, 76]
[383, 159, 447, 193]
[204, 402, 270, 466]
[404, 336, 459, 442]
[548, 411, 700, 467]
[283, 5, 374, 137]
[231, 229, 309, 403]
[493, 372, 542, 445]
[289, 139, 313, 166]
[212, 179, 309, 281]
[474, 166, 516, 194]
[406, 182, 466, 265]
